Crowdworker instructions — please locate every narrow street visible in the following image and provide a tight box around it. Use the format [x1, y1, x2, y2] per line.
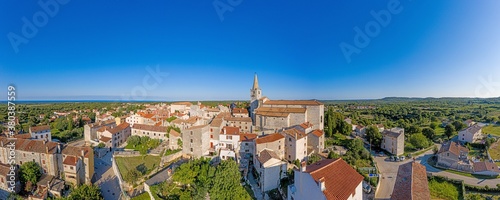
[94, 149, 122, 200]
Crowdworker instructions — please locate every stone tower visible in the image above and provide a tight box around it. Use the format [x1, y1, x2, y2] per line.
[250, 73, 262, 101]
[249, 73, 262, 125]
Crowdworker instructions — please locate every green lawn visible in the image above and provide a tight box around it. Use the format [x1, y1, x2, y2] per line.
[489, 140, 500, 167]
[429, 178, 461, 200]
[131, 192, 151, 200]
[482, 125, 500, 136]
[115, 155, 160, 179]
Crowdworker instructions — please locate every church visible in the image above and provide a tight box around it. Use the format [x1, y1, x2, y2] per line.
[248, 74, 325, 134]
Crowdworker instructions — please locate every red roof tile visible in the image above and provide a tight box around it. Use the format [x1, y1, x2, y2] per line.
[255, 133, 284, 144]
[305, 158, 363, 200]
[63, 156, 78, 166]
[391, 162, 430, 200]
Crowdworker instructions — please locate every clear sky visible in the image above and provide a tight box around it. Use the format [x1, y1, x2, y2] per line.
[1, 0, 500, 101]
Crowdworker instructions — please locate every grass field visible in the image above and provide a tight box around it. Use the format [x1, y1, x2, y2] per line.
[482, 125, 500, 136]
[115, 155, 160, 179]
[489, 140, 500, 167]
[130, 192, 151, 200]
[429, 178, 461, 200]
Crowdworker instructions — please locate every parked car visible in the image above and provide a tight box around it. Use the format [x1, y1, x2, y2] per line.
[363, 181, 372, 193]
[400, 156, 405, 161]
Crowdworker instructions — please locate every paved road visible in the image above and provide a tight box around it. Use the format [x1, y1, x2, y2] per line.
[374, 146, 437, 200]
[95, 150, 122, 200]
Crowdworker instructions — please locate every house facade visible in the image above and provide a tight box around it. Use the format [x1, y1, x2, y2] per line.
[29, 125, 52, 141]
[182, 125, 210, 158]
[254, 133, 285, 160]
[381, 127, 405, 156]
[436, 141, 473, 172]
[254, 149, 287, 193]
[458, 124, 483, 143]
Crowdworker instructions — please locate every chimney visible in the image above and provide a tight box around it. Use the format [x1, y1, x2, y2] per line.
[81, 150, 85, 157]
[57, 144, 62, 154]
[318, 177, 326, 191]
[46, 146, 49, 154]
[301, 161, 307, 172]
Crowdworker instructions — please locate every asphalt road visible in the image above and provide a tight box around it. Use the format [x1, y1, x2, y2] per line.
[374, 146, 436, 200]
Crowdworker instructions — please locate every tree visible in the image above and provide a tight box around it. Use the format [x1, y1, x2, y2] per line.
[485, 138, 496, 149]
[444, 124, 455, 139]
[97, 143, 105, 148]
[293, 159, 301, 168]
[328, 151, 340, 159]
[430, 122, 438, 130]
[409, 133, 430, 149]
[365, 126, 382, 148]
[126, 135, 141, 147]
[407, 125, 422, 136]
[177, 138, 183, 148]
[67, 184, 103, 200]
[338, 120, 352, 135]
[307, 154, 321, 165]
[452, 121, 466, 131]
[209, 160, 250, 200]
[422, 127, 436, 140]
[19, 161, 42, 192]
[124, 168, 141, 184]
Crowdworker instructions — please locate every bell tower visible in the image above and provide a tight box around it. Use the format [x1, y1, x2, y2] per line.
[250, 73, 262, 102]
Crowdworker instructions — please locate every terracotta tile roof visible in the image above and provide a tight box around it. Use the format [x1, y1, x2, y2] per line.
[132, 124, 167, 133]
[61, 145, 92, 158]
[299, 122, 313, 129]
[0, 163, 12, 176]
[63, 156, 78, 166]
[171, 118, 186, 124]
[99, 136, 111, 142]
[206, 108, 220, 112]
[14, 134, 32, 139]
[30, 125, 50, 133]
[232, 108, 248, 114]
[223, 126, 240, 135]
[185, 116, 200, 124]
[263, 100, 323, 105]
[438, 141, 469, 157]
[255, 107, 306, 117]
[304, 158, 363, 200]
[0, 137, 58, 154]
[310, 129, 324, 137]
[169, 129, 180, 137]
[391, 162, 430, 200]
[282, 128, 307, 140]
[107, 122, 130, 134]
[473, 161, 500, 173]
[239, 133, 257, 142]
[185, 124, 209, 130]
[255, 133, 284, 144]
[257, 149, 280, 164]
[226, 117, 252, 122]
[210, 118, 224, 127]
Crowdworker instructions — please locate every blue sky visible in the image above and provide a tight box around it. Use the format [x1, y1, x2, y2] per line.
[1, 0, 500, 101]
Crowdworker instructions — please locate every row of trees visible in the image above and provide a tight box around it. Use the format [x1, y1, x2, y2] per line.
[324, 107, 351, 137]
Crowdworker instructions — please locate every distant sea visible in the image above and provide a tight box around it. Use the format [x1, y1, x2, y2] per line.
[0, 100, 163, 104]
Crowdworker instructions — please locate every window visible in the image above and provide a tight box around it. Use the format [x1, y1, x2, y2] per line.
[191, 131, 193, 135]
[447, 153, 449, 157]
[211, 135, 213, 139]
[190, 139, 193, 143]
[70, 166, 74, 170]
[279, 145, 281, 150]
[190, 148, 193, 152]
[289, 138, 291, 141]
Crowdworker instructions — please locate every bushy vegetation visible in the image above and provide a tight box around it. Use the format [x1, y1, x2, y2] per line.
[126, 136, 161, 154]
[19, 161, 42, 192]
[428, 176, 463, 200]
[151, 159, 251, 200]
[342, 139, 372, 168]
